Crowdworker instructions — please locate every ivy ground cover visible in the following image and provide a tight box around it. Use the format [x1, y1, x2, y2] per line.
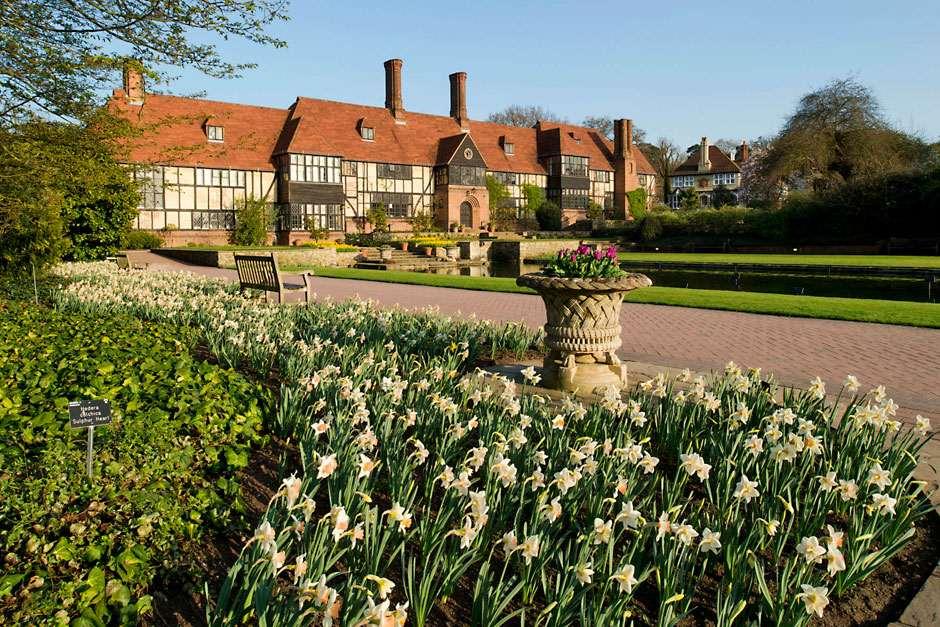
[48, 264, 936, 626]
[0, 297, 269, 625]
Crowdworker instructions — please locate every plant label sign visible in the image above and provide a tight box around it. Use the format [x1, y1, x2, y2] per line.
[69, 400, 112, 428]
[69, 400, 112, 478]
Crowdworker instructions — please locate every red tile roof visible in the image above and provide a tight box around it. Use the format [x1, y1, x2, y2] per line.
[674, 145, 741, 175]
[109, 90, 288, 171]
[110, 91, 657, 177]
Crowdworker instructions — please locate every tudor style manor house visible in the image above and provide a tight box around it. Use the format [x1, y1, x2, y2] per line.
[112, 59, 656, 244]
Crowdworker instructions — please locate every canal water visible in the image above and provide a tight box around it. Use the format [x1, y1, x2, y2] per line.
[412, 262, 935, 303]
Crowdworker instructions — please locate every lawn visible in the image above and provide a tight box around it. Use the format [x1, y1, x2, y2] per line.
[613, 253, 940, 268]
[302, 267, 940, 328]
[528, 252, 940, 269]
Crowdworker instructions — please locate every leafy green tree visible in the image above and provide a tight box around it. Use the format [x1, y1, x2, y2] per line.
[587, 201, 605, 221]
[0, 1, 287, 126]
[678, 188, 702, 212]
[535, 201, 562, 231]
[0, 0, 286, 270]
[486, 175, 516, 231]
[367, 204, 389, 233]
[760, 78, 932, 190]
[232, 196, 271, 246]
[0, 114, 140, 268]
[627, 188, 648, 219]
[711, 185, 737, 208]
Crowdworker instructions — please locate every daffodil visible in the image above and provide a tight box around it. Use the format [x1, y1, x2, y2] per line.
[616, 501, 643, 529]
[673, 522, 699, 546]
[818, 471, 837, 492]
[593, 518, 613, 544]
[610, 564, 638, 594]
[915, 414, 932, 436]
[575, 562, 594, 585]
[358, 454, 377, 479]
[699, 528, 721, 554]
[317, 454, 338, 479]
[281, 474, 302, 508]
[365, 574, 396, 599]
[844, 374, 860, 393]
[867, 463, 891, 491]
[518, 535, 540, 564]
[871, 492, 897, 517]
[797, 584, 829, 617]
[732, 474, 760, 503]
[796, 536, 826, 564]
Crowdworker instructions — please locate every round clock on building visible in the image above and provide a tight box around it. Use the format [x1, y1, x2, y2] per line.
[464, 148, 473, 160]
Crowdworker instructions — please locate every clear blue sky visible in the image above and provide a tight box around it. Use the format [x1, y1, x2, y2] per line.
[146, 0, 940, 147]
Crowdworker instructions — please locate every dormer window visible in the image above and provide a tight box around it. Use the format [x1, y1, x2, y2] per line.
[357, 117, 374, 141]
[568, 131, 581, 144]
[499, 135, 514, 155]
[207, 125, 224, 142]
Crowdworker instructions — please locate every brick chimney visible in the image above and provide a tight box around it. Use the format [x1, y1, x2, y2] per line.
[384, 58, 405, 121]
[613, 118, 639, 219]
[736, 141, 750, 163]
[122, 62, 145, 105]
[697, 136, 711, 172]
[449, 71, 469, 130]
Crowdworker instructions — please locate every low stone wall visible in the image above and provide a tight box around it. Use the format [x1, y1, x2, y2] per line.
[489, 239, 612, 264]
[155, 248, 361, 269]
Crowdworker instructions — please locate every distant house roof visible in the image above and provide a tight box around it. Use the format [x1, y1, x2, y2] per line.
[110, 91, 657, 177]
[673, 145, 741, 175]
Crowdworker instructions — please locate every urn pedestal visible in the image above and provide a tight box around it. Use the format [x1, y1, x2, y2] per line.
[516, 273, 652, 394]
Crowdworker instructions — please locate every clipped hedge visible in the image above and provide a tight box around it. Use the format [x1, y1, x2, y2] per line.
[0, 299, 269, 625]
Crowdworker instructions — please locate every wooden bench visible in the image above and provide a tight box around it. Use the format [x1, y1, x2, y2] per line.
[234, 253, 313, 304]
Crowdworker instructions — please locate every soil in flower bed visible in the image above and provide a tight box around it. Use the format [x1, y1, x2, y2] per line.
[149, 440, 295, 626]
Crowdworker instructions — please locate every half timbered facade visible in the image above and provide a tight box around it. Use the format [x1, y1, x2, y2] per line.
[111, 59, 656, 244]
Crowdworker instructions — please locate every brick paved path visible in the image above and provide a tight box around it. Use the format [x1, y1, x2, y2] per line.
[131, 252, 940, 420]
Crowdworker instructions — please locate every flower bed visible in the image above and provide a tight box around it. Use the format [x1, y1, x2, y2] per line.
[47, 264, 936, 626]
[0, 299, 269, 625]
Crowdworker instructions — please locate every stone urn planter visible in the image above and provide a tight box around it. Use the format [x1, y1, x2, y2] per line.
[516, 273, 651, 394]
[446, 245, 460, 260]
[379, 246, 393, 262]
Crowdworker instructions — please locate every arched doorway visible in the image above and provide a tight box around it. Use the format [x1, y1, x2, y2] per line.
[459, 201, 473, 227]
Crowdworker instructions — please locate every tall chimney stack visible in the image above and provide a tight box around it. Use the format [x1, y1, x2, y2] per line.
[698, 136, 711, 172]
[736, 141, 750, 163]
[613, 118, 639, 219]
[123, 62, 145, 105]
[384, 58, 404, 120]
[449, 71, 468, 129]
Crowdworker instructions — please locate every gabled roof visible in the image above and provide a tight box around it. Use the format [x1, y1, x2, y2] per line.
[108, 90, 288, 171]
[109, 91, 658, 178]
[674, 145, 741, 175]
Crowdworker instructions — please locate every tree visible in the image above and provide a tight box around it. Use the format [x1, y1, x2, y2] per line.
[714, 138, 741, 157]
[760, 77, 931, 190]
[581, 116, 646, 143]
[486, 175, 515, 231]
[535, 201, 561, 231]
[678, 188, 701, 212]
[640, 137, 684, 201]
[488, 105, 566, 127]
[0, 1, 288, 126]
[0, 113, 140, 268]
[367, 205, 389, 233]
[711, 185, 737, 208]
[0, 0, 286, 270]
[232, 196, 271, 246]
